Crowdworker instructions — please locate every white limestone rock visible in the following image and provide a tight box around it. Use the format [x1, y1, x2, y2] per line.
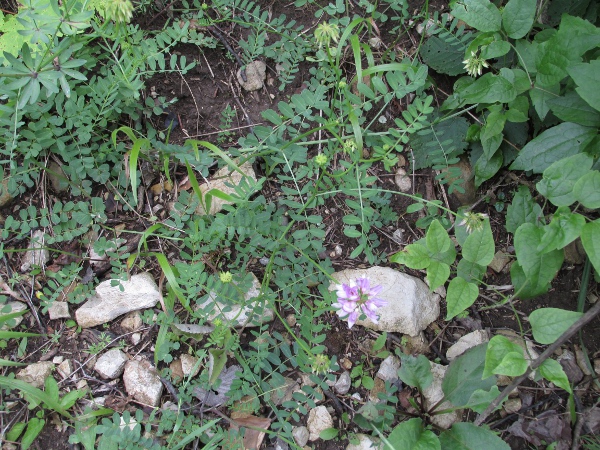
[20, 230, 49, 272]
[48, 301, 70, 320]
[330, 267, 440, 336]
[292, 426, 310, 447]
[346, 433, 382, 450]
[376, 355, 401, 382]
[94, 349, 129, 379]
[75, 273, 160, 328]
[0, 302, 27, 329]
[16, 362, 54, 388]
[422, 362, 463, 429]
[123, 359, 163, 407]
[306, 405, 333, 441]
[446, 330, 490, 361]
[237, 60, 266, 91]
[334, 371, 351, 395]
[120, 312, 142, 332]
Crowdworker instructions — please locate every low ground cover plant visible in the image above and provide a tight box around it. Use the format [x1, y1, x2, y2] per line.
[0, 0, 599, 448]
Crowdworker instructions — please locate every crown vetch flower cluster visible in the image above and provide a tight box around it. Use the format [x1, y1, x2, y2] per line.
[333, 277, 387, 328]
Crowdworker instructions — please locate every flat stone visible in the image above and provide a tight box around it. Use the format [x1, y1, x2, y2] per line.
[0, 177, 13, 208]
[306, 406, 333, 441]
[346, 434, 382, 450]
[558, 350, 583, 384]
[376, 355, 400, 382]
[75, 273, 160, 328]
[180, 354, 200, 378]
[94, 349, 128, 379]
[196, 272, 274, 327]
[16, 362, 55, 388]
[57, 359, 73, 380]
[394, 168, 411, 192]
[334, 371, 351, 395]
[422, 362, 463, 429]
[123, 359, 163, 407]
[48, 301, 70, 320]
[503, 397, 522, 415]
[120, 312, 142, 332]
[0, 302, 27, 329]
[237, 60, 266, 91]
[401, 331, 429, 355]
[489, 251, 511, 273]
[446, 330, 490, 361]
[20, 230, 49, 272]
[292, 426, 309, 447]
[194, 160, 257, 215]
[330, 267, 440, 336]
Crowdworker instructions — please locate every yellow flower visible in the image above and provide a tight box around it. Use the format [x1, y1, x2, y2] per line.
[219, 271, 233, 283]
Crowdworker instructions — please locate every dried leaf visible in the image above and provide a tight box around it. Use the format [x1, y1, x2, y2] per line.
[193, 364, 241, 408]
[230, 415, 271, 450]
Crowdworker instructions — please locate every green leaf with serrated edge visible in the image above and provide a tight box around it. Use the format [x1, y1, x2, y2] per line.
[464, 386, 503, 413]
[483, 335, 527, 378]
[451, 0, 502, 32]
[385, 418, 441, 450]
[506, 186, 542, 234]
[529, 83, 560, 121]
[462, 219, 494, 266]
[426, 219, 452, 254]
[446, 277, 479, 320]
[510, 122, 595, 173]
[459, 72, 517, 104]
[439, 423, 510, 450]
[540, 359, 572, 393]
[502, 0, 536, 38]
[456, 259, 486, 284]
[574, 171, 600, 209]
[537, 209, 586, 253]
[427, 260, 450, 291]
[442, 343, 495, 407]
[390, 242, 431, 269]
[548, 91, 600, 127]
[580, 221, 600, 273]
[514, 223, 564, 295]
[21, 418, 45, 450]
[536, 153, 594, 207]
[530, 308, 583, 344]
[398, 354, 433, 391]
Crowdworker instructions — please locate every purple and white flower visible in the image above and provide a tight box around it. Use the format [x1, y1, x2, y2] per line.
[332, 277, 387, 328]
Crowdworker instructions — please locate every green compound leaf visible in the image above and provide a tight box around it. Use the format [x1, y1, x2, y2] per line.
[483, 335, 528, 378]
[502, 0, 536, 39]
[536, 153, 594, 207]
[385, 418, 440, 450]
[450, 0, 502, 32]
[462, 218, 495, 266]
[446, 277, 479, 320]
[539, 359, 572, 393]
[581, 220, 600, 275]
[573, 171, 600, 209]
[510, 122, 596, 173]
[439, 423, 510, 450]
[442, 343, 496, 408]
[398, 354, 433, 391]
[505, 186, 543, 234]
[529, 308, 583, 344]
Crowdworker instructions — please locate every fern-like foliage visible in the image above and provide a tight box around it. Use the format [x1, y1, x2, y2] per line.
[420, 12, 474, 76]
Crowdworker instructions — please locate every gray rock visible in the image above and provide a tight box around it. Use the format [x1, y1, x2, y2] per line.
[330, 267, 440, 336]
[194, 161, 257, 215]
[123, 359, 163, 407]
[20, 230, 49, 272]
[307, 405, 333, 441]
[48, 301, 70, 320]
[57, 359, 73, 380]
[120, 311, 142, 332]
[422, 362, 462, 429]
[196, 272, 274, 327]
[394, 168, 412, 192]
[94, 349, 128, 379]
[292, 426, 310, 447]
[334, 371, 351, 394]
[376, 355, 400, 382]
[489, 251, 511, 273]
[75, 273, 160, 328]
[237, 60, 266, 91]
[0, 302, 27, 329]
[446, 330, 489, 361]
[16, 362, 54, 388]
[180, 354, 200, 377]
[346, 434, 382, 450]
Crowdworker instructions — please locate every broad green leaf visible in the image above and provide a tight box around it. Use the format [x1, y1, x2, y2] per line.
[385, 418, 440, 450]
[510, 261, 550, 299]
[529, 308, 583, 344]
[547, 91, 600, 127]
[446, 277, 479, 320]
[464, 386, 502, 413]
[529, 83, 560, 121]
[390, 242, 431, 269]
[45, 376, 60, 403]
[427, 260, 450, 292]
[581, 221, 600, 274]
[208, 348, 227, 386]
[483, 335, 528, 378]
[510, 122, 596, 173]
[505, 186, 542, 234]
[398, 354, 433, 391]
[480, 40, 511, 59]
[535, 37, 570, 87]
[456, 259, 486, 284]
[573, 171, 600, 209]
[426, 219, 452, 254]
[21, 418, 45, 450]
[439, 423, 510, 450]
[539, 359, 572, 393]
[514, 223, 564, 296]
[536, 153, 594, 207]
[442, 344, 496, 407]
[319, 428, 339, 440]
[459, 72, 517, 104]
[6, 422, 26, 442]
[462, 219, 494, 266]
[502, 0, 536, 39]
[537, 208, 585, 253]
[475, 149, 503, 187]
[450, 0, 502, 32]
[554, 14, 600, 61]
